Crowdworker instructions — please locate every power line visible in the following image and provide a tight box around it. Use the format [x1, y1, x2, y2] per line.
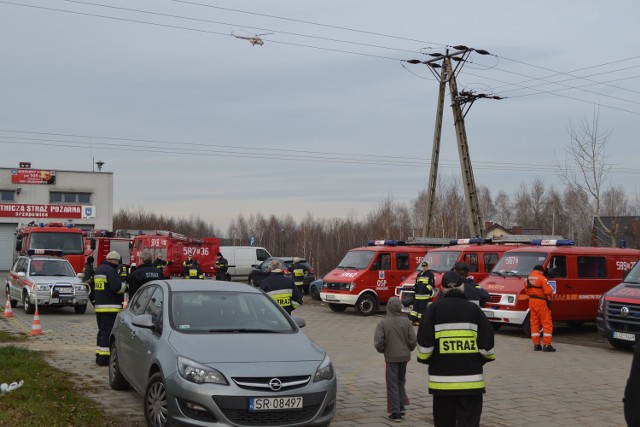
[1, 130, 638, 175]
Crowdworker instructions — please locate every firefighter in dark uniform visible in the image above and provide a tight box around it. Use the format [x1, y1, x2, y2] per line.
[417, 271, 496, 427]
[409, 261, 435, 325]
[215, 252, 229, 281]
[289, 257, 309, 292]
[93, 251, 127, 366]
[260, 259, 303, 315]
[453, 262, 490, 307]
[82, 256, 95, 306]
[128, 251, 163, 298]
[184, 259, 204, 279]
[182, 254, 194, 277]
[153, 254, 168, 278]
[117, 257, 129, 285]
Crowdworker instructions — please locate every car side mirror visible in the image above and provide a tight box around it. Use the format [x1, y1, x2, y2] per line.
[132, 314, 155, 329]
[291, 316, 306, 328]
[17, 271, 26, 277]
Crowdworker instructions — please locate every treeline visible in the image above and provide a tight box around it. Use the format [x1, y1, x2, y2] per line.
[114, 175, 640, 276]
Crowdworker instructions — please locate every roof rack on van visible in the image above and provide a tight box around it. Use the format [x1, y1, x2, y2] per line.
[405, 237, 453, 247]
[490, 235, 566, 245]
[449, 238, 493, 245]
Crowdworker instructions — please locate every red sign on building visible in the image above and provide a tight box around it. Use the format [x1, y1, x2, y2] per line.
[0, 204, 95, 219]
[11, 169, 56, 184]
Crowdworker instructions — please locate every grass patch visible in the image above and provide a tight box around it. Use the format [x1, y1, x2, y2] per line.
[0, 330, 28, 342]
[0, 345, 123, 427]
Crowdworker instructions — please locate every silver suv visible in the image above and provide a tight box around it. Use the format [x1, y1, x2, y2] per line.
[6, 253, 91, 314]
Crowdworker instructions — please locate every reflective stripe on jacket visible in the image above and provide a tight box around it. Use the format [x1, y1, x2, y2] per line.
[416, 289, 495, 395]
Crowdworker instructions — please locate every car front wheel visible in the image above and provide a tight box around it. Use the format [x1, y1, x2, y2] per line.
[328, 303, 347, 312]
[145, 372, 169, 427]
[23, 292, 35, 314]
[74, 304, 87, 314]
[310, 286, 320, 300]
[355, 294, 379, 316]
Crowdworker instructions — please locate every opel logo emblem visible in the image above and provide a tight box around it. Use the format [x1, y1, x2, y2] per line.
[268, 378, 283, 391]
[621, 306, 630, 317]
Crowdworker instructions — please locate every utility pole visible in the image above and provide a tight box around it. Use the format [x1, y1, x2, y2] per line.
[406, 46, 501, 238]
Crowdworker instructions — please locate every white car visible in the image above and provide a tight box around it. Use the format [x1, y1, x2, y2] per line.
[5, 252, 91, 314]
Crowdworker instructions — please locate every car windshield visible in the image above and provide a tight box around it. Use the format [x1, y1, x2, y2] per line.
[491, 252, 548, 278]
[421, 251, 462, 272]
[30, 260, 76, 276]
[624, 262, 640, 284]
[171, 291, 295, 334]
[337, 250, 375, 269]
[30, 232, 84, 255]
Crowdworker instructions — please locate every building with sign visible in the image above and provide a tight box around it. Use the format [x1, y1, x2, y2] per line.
[0, 163, 113, 270]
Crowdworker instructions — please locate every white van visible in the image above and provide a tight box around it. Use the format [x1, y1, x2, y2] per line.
[220, 246, 272, 282]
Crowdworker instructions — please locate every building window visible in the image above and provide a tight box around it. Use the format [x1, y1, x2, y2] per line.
[49, 192, 92, 204]
[1, 190, 16, 202]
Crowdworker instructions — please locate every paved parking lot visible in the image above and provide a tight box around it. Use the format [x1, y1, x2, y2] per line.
[0, 275, 634, 426]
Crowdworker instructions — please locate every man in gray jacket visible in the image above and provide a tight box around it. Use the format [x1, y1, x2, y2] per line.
[374, 297, 417, 422]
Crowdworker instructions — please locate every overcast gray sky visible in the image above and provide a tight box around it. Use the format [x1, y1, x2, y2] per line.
[2, 0, 639, 231]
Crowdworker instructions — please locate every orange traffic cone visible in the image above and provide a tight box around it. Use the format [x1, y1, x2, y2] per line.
[29, 310, 43, 336]
[2, 298, 13, 318]
[122, 293, 129, 309]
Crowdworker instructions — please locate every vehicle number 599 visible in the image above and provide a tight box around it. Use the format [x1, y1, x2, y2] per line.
[250, 396, 303, 411]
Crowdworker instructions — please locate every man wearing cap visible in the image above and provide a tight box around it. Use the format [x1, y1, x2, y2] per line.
[215, 252, 229, 281]
[409, 261, 435, 325]
[93, 251, 127, 366]
[182, 254, 194, 277]
[416, 271, 496, 427]
[453, 262, 490, 307]
[260, 259, 303, 315]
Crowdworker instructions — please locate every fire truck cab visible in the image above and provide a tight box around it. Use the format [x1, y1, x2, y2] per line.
[130, 231, 220, 278]
[15, 222, 89, 274]
[320, 240, 433, 316]
[395, 238, 518, 312]
[596, 260, 640, 349]
[481, 240, 640, 334]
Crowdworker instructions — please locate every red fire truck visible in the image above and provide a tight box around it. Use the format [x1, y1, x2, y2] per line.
[320, 239, 448, 316]
[395, 238, 531, 310]
[130, 231, 220, 278]
[86, 231, 133, 267]
[596, 260, 640, 349]
[15, 222, 89, 273]
[480, 240, 640, 333]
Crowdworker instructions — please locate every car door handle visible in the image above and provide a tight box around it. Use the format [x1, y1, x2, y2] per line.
[130, 331, 136, 338]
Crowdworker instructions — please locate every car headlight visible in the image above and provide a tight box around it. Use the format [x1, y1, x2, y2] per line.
[36, 284, 50, 291]
[313, 355, 334, 382]
[177, 356, 228, 385]
[74, 284, 88, 292]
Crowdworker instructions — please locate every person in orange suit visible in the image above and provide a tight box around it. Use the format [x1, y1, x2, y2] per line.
[525, 265, 556, 352]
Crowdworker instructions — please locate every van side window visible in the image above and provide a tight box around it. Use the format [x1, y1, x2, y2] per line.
[550, 256, 567, 278]
[396, 253, 410, 270]
[371, 254, 391, 271]
[577, 256, 606, 278]
[464, 253, 479, 273]
[256, 249, 269, 262]
[484, 253, 499, 272]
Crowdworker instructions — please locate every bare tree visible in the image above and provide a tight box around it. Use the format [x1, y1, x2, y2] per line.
[556, 105, 617, 246]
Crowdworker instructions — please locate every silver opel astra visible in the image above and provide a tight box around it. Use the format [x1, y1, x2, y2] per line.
[109, 280, 336, 426]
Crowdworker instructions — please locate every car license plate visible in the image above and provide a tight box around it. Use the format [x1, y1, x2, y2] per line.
[483, 311, 494, 318]
[324, 294, 336, 301]
[613, 331, 636, 342]
[249, 396, 303, 411]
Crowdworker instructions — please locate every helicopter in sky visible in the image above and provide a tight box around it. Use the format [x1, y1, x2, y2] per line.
[231, 32, 272, 46]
